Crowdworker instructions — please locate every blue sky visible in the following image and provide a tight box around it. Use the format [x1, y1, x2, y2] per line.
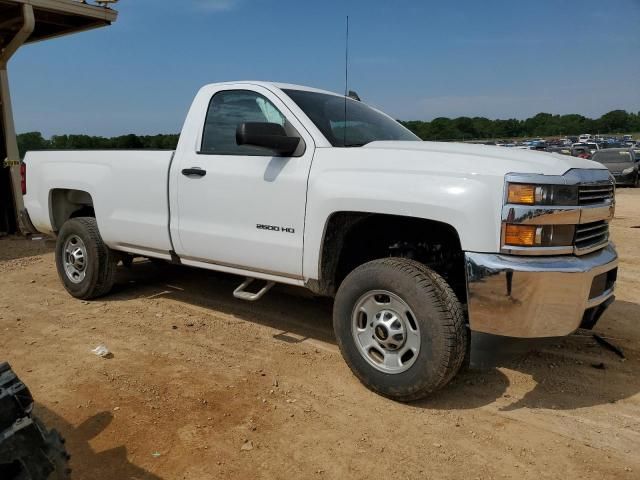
[10, 0, 640, 137]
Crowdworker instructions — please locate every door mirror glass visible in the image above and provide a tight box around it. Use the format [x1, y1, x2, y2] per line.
[236, 122, 300, 156]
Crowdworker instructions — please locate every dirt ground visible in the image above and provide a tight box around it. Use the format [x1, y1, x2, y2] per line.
[1, 189, 639, 480]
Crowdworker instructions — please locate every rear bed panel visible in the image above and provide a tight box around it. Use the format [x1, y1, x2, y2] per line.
[23, 150, 174, 254]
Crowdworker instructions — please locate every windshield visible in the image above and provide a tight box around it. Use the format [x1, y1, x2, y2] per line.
[594, 151, 632, 164]
[283, 89, 420, 147]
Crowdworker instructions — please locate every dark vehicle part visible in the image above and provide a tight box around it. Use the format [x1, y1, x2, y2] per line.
[0, 362, 70, 479]
[236, 122, 301, 156]
[592, 333, 625, 359]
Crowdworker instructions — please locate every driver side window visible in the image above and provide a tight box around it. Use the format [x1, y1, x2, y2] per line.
[200, 90, 288, 155]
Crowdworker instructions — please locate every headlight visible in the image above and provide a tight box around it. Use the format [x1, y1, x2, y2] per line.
[503, 170, 614, 256]
[506, 183, 577, 206]
[507, 184, 536, 204]
[622, 166, 635, 175]
[504, 224, 575, 247]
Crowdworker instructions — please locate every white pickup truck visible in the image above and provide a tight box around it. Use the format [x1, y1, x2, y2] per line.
[21, 82, 618, 400]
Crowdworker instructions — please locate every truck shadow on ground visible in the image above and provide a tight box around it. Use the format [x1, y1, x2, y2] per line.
[110, 260, 336, 344]
[0, 236, 53, 261]
[421, 310, 639, 411]
[35, 405, 164, 480]
[108, 261, 639, 413]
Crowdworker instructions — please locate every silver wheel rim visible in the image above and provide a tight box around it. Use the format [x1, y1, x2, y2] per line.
[63, 235, 88, 284]
[351, 290, 420, 374]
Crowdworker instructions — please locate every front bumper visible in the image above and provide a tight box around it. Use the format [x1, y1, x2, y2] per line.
[465, 245, 618, 338]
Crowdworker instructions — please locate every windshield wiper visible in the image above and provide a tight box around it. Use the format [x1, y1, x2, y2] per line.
[344, 142, 368, 147]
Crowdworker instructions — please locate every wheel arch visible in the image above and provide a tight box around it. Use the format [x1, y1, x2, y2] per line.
[49, 188, 95, 233]
[309, 211, 466, 303]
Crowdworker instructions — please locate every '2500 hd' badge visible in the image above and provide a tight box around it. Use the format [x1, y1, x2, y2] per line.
[256, 224, 295, 234]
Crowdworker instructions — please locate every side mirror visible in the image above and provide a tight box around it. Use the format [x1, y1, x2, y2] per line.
[236, 122, 300, 156]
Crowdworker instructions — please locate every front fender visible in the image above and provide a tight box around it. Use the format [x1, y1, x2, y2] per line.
[303, 157, 504, 280]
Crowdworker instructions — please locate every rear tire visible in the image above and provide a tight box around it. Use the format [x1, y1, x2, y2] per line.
[55, 217, 116, 299]
[333, 258, 467, 402]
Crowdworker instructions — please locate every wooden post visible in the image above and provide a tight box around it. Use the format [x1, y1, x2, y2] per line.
[0, 4, 34, 234]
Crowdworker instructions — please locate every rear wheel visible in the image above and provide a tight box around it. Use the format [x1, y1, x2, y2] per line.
[55, 217, 116, 299]
[333, 258, 467, 401]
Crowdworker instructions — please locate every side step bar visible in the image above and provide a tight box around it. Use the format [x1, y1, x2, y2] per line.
[233, 277, 275, 302]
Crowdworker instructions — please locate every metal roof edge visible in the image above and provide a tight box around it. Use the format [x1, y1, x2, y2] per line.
[10, 0, 117, 22]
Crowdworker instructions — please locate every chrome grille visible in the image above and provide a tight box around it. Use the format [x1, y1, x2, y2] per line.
[578, 183, 614, 205]
[575, 220, 609, 253]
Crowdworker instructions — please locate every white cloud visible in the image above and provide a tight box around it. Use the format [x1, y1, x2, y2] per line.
[194, 0, 242, 12]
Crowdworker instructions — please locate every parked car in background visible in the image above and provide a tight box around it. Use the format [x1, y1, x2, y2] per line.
[591, 148, 639, 187]
[546, 146, 572, 156]
[571, 145, 593, 159]
[573, 142, 599, 154]
[586, 142, 600, 153]
[578, 134, 592, 143]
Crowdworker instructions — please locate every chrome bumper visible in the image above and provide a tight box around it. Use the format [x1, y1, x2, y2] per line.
[465, 245, 618, 338]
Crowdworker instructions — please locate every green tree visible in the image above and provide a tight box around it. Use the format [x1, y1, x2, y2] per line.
[597, 110, 631, 133]
[17, 132, 49, 158]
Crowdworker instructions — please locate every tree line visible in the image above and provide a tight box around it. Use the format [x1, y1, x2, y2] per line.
[400, 109, 640, 141]
[16, 109, 640, 156]
[17, 133, 179, 158]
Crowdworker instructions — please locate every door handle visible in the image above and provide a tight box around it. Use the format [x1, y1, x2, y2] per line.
[182, 168, 207, 177]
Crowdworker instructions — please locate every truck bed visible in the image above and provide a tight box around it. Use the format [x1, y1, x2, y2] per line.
[24, 150, 175, 256]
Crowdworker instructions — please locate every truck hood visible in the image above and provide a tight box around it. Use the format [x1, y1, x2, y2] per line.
[362, 141, 607, 177]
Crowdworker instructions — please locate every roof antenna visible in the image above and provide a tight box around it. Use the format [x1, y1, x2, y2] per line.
[343, 15, 349, 147]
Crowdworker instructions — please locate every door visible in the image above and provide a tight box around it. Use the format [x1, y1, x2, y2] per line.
[172, 86, 314, 279]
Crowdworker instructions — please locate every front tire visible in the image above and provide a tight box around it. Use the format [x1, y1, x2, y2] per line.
[55, 217, 116, 299]
[333, 258, 467, 401]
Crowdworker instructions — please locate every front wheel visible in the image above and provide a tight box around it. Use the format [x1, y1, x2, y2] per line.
[333, 258, 467, 401]
[55, 217, 116, 299]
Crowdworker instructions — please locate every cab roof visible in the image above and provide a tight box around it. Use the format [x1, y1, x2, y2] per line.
[203, 81, 345, 98]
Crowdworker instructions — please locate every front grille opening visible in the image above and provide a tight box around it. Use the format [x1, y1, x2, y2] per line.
[578, 183, 614, 205]
[589, 273, 608, 299]
[575, 220, 609, 252]
[588, 268, 616, 300]
[606, 268, 618, 290]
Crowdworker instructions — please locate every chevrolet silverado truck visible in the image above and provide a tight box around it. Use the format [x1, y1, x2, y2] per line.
[21, 82, 618, 401]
